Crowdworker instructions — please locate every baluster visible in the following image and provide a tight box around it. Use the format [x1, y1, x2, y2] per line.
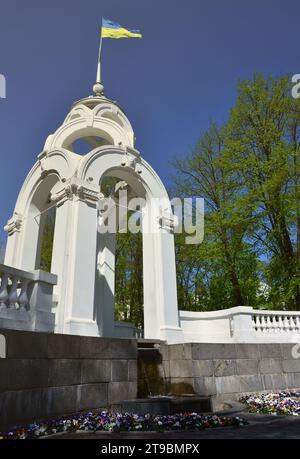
[283, 315, 290, 332]
[259, 315, 264, 332]
[277, 315, 283, 332]
[278, 315, 283, 333]
[273, 315, 278, 332]
[8, 276, 19, 309]
[273, 315, 278, 333]
[265, 316, 270, 332]
[18, 278, 30, 311]
[0, 273, 9, 308]
[274, 315, 279, 332]
[255, 315, 261, 332]
[266, 315, 272, 332]
[279, 315, 284, 332]
[252, 315, 257, 331]
[285, 316, 290, 331]
[260, 316, 266, 332]
[287, 315, 292, 331]
[290, 316, 296, 332]
[295, 316, 300, 332]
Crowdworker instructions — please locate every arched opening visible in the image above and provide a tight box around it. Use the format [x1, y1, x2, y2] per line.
[115, 222, 143, 331]
[60, 127, 115, 154]
[19, 174, 60, 272]
[96, 174, 144, 335]
[39, 207, 56, 272]
[71, 136, 111, 155]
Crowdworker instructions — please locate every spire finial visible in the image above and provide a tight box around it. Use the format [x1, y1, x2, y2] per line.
[93, 82, 104, 96]
[93, 19, 104, 96]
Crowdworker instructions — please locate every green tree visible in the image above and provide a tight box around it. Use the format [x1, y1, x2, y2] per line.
[115, 230, 143, 328]
[172, 124, 260, 308]
[224, 74, 300, 309]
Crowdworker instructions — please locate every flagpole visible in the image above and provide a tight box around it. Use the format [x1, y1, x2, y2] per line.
[96, 22, 103, 83]
[93, 19, 104, 96]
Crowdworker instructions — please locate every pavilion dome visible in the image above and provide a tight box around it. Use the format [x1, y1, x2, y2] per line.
[43, 88, 135, 155]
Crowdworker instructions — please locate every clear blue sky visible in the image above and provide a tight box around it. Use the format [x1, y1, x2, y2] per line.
[0, 0, 299, 245]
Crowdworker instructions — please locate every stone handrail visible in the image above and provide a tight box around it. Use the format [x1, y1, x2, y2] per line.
[179, 306, 300, 343]
[0, 264, 57, 333]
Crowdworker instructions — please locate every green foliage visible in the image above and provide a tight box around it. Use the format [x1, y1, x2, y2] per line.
[224, 74, 300, 309]
[39, 208, 56, 272]
[100, 173, 144, 328]
[172, 73, 300, 311]
[115, 230, 143, 328]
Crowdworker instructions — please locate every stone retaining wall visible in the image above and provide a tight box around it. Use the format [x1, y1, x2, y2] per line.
[0, 329, 137, 431]
[162, 343, 300, 410]
[2, 331, 300, 431]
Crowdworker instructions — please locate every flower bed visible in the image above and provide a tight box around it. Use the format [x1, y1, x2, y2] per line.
[241, 392, 300, 416]
[0, 411, 246, 439]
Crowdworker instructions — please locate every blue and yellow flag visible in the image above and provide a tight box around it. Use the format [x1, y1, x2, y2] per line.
[102, 19, 142, 39]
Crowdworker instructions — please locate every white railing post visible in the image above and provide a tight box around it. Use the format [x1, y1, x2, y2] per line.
[230, 307, 257, 342]
[28, 270, 57, 332]
[0, 264, 57, 333]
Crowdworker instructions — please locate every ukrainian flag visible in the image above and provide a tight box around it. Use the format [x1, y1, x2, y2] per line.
[102, 19, 142, 39]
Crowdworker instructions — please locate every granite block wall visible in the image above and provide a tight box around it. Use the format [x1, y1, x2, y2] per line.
[0, 329, 138, 431]
[163, 343, 300, 410]
[3, 330, 300, 431]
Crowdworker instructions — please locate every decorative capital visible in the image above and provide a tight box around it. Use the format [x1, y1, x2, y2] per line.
[49, 183, 73, 204]
[76, 184, 101, 203]
[4, 213, 23, 236]
[121, 150, 142, 174]
[157, 211, 176, 233]
[49, 177, 101, 205]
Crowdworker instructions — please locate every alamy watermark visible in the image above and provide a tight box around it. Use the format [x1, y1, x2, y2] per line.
[292, 340, 300, 359]
[98, 191, 205, 245]
[292, 74, 300, 99]
[290, 76, 300, 357]
[0, 74, 6, 99]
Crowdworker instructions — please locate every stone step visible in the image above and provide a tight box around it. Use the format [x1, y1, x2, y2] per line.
[121, 396, 212, 415]
[137, 339, 165, 349]
[138, 347, 160, 351]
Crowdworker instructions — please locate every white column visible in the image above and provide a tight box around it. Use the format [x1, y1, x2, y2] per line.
[143, 202, 183, 343]
[50, 198, 73, 333]
[62, 182, 100, 336]
[155, 231, 183, 343]
[143, 232, 160, 340]
[94, 231, 116, 337]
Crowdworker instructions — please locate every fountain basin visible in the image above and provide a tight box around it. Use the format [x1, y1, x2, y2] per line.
[121, 396, 212, 415]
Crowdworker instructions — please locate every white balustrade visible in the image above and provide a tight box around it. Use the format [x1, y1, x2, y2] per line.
[253, 310, 300, 335]
[0, 264, 57, 332]
[179, 306, 300, 343]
